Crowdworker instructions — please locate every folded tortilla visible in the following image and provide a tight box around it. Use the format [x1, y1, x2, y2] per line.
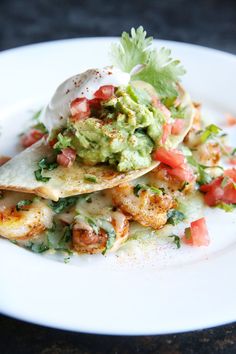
[0, 93, 194, 201]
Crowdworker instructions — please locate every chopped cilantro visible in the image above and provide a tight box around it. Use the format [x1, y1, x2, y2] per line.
[38, 157, 58, 171]
[231, 148, 236, 156]
[34, 169, 50, 182]
[26, 242, 49, 253]
[50, 196, 78, 214]
[84, 174, 98, 183]
[167, 209, 185, 225]
[54, 133, 72, 150]
[200, 124, 222, 143]
[33, 122, 48, 134]
[134, 183, 162, 197]
[217, 203, 236, 212]
[46, 223, 73, 252]
[32, 109, 42, 121]
[168, 234, 181, 249]
[111, 26, 185, 98]
[34, 157, 58, 183]
[16, 199, 32, 211]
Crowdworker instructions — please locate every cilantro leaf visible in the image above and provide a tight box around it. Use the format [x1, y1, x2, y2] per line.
[168, 234, 181, 249]
[34, 169, 50, 182]
[84, 174, 98, 183]
[167, 209, 185, 225]
[111, 26, 185, 98]
[16, 199, 32, 211]
[133, 183, 162, 197]
[217, 203, 236, 212]
[50, 196, 78, 214]
[38, 158, 58, 171]
[34, 157, 58, 183]
[54, 133, 72, 150]
[200, 124, 222, 143]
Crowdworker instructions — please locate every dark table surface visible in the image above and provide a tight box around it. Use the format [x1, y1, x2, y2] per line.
[0, 0, 236, 353]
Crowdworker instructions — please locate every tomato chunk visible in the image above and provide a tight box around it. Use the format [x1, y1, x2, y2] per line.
[200, 170, 236, 206]
[21, 129, 45, 148]
[89, 98, 102, 110]
[171, 119, 185, 135]
[183, 217, 210, 247]
[153, 147, 185, 168]
[94, 85, 115, 100]
[161, 123, 172, 144]
[167, 164, 195, 183]
[224, 168, 236, 182]
[57, 148, 76, 168]
[70, 98, 90, 120]
[226, 113, 236, 126]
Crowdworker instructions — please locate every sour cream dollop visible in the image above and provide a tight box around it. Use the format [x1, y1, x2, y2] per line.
[41, 66, 130, 133]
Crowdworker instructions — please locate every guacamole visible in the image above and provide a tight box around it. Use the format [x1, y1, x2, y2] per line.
[52, 85, 172, 172]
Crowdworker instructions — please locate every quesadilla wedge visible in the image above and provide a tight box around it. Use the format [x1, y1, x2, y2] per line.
[0, 27, 194, 201]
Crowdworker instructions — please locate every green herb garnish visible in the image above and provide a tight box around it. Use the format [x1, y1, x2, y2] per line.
[26, 242, 49, 253]
[217, 203, 236, 212]
[134, 183, 162, 197]
[34, 169, 51, 182]
[84, 174, 98, 183]
[34, 157, 58, 183]
[111, 26, 185, 98]
[16, 199, 32, 211]
[168, 235, 181, 249]
[38, 157, 58, 171]
[167, 209, 185, 225]
[200, 124, 222, 143]
[54, 133, 72, 150]
[50, 196, 78, 214]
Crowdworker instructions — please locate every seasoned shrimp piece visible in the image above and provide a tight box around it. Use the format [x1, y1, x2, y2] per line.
[72, 210, 129, 254]
[149, 163, 195, 194]
[0, 192, 54, 240]
[111, 183, 175, 230]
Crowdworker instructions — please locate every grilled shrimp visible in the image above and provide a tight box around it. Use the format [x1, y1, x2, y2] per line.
[0, 192, 54, 240]
[72, 210, 129, 254]
[110, 183, 175, 230]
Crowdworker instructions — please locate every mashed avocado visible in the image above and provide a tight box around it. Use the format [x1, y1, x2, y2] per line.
[54, 85, 168, 172]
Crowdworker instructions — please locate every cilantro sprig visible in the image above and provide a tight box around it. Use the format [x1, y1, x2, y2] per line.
[133, 183, 162, 197]
[111, 26, 185, 98]
[34, 157, 58, 183]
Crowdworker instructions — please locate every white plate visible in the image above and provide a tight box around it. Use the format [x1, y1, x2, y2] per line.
[0, 38, 236, 335]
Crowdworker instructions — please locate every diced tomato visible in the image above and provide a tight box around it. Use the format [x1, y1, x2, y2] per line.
[224, 168, 236, 182]
[183, 218, 210, 247]
[57, 148, 76, 168]
[21, 129, 45, 148]
[171, 119, 185, 135]
[153, 147, 185, 168]
[226, 113, 236, 126]
[200, 170, 236, 206]
[229, 157, 236, 165]
[200, 177, 222, 193]
[152, 97, 171, 119]
[70, 97, 90, 120]
[0, 156, 11, 166]
[89, 98, 102, 110]
[167, 163, 195, 183]
[161, 123, 172, 144]
[94, 85, 115, 100]
[49, 138, 57, 148]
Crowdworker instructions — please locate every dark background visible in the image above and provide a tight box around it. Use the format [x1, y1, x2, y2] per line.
[0, 0, 236, 353]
